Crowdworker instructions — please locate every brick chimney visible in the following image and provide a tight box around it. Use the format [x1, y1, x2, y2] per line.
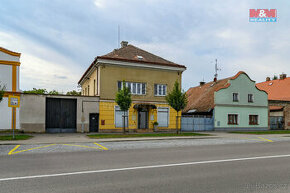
[266, 77, 271, 81]
[280, 73, 287, 80]
[121, 41, 128, 48]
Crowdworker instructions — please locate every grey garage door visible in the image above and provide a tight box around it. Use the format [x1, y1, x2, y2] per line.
[46, 98, 77, 133]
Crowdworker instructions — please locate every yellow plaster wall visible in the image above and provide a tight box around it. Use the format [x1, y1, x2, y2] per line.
[99, 101, 181, 131]
[99, 64, 182, 101]
[81, 68, 98, 96]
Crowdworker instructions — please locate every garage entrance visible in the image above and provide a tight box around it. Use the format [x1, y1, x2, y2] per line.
[46, 98, 77, 133]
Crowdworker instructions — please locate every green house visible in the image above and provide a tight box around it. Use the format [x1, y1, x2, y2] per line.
[184, 71, 268, 131]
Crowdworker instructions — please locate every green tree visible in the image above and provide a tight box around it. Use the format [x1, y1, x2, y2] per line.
[0, 83, 6, 103]
[66, 90, 81, 96]
[166, 80, 187, 134]
[23, 88, 47, 94]
[23, 88, 60, 95]
[48, 90, 59, 95]
[273, 75, 278, 80]
[115, 81, 132, 134]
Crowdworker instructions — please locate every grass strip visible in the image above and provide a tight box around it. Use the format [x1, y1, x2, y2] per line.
[0, 135, 33, 140]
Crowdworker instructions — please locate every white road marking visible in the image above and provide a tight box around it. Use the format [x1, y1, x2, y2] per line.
[1, 154, 290, 182]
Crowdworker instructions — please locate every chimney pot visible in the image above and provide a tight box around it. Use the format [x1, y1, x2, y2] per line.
[213, 77, 217, 82]
[280, 73, 287, 80]
[121, 41, 128, 48]
[200, 81, 205, 86]
[266, 77, 271, 81]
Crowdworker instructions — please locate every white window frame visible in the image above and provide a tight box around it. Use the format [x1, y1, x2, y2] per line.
[249, 114, 259, 125]
[155, 84, 167, 96]
[114, 105, 129, 128]
[118, 81, 146, 95]
[227, 113, 239, 125]
[248, 94, 254, 103]
[232, 92, 239, 102]
[157, 107, 169, 127]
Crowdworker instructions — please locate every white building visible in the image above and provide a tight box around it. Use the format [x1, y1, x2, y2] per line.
[0, 47, 21, 130]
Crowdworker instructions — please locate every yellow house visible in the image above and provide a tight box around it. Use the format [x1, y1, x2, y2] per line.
[78, 41, 186, 132]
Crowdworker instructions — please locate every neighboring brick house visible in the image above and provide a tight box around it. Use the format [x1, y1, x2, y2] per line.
[78, 41, 186, 132]
[183, 71, 268, 131]
[256, 74, 290, 130]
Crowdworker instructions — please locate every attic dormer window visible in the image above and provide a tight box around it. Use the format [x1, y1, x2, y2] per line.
[137, 55, 143, 60]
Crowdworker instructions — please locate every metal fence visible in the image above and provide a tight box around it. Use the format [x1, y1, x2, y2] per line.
[181, 116, 214, 131]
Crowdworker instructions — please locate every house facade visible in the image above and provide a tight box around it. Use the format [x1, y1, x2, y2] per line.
[0, 47, 21, 130]
[183, 71, 268, 131]
[78, 41, 186, 132]
[256, 74, 290, 130]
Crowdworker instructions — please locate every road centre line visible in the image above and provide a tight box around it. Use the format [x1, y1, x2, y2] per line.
[1, 154, 290, 182]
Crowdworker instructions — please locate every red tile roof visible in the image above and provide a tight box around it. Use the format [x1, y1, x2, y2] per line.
[78, 44, 185, 84]
[183, 71, 263, 113]
[256, 77, 290, 101]
[269, 105, 284, 111]
[183, 78, 231, 113]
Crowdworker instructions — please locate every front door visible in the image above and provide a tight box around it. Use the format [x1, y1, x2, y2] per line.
[89, 113, 99, 132]
[138, 110, 148, 129]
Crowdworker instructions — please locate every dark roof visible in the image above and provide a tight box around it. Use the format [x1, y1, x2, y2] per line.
[183, 71, 262, 113]
[78, 44, 186, 84]
[256, 77, 290, 101]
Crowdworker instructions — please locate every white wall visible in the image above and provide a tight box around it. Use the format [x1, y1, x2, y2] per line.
[0, 52, 19, 62]
[0, 65, 12, 91]
[0, 97, 20, 130]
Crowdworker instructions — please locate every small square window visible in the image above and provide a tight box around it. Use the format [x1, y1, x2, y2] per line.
[249, 115, 258, 125]
[228, 114, 238, 125]
[233, 93, 239, 102]
[248, 94, 253, 102]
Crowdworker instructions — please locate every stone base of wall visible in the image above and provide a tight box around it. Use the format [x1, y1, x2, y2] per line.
[21, 123, 45, 133]
[214, 127, 268, 131]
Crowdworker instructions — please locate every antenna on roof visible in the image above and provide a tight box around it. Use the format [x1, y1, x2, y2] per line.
[118, 25, 120, 49]
[214, 59, 221, 82]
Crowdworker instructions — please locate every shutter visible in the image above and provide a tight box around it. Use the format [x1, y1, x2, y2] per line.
[142, 83, 146, 94]
[154, 84, 157, 95]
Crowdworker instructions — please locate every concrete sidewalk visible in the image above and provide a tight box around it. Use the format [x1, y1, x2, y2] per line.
[0, 133, 219, 145]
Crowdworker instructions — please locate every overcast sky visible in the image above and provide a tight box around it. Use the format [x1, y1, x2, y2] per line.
[0, 0, 289, 92]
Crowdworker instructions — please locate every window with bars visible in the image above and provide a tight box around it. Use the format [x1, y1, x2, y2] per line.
[154, 84, 167, 96]
[233, 93, 239, 102]
[117, 81, 146, 95]
[228, 114, 238, 125]
[248, 94, 254, 102]
[249, 115, 258, 125]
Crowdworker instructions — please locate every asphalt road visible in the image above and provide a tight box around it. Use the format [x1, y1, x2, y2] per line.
[1, 140, 290, 193]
